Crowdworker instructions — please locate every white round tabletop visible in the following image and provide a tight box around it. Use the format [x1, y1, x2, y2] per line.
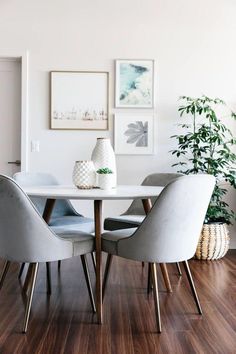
[23, 185, 163, 200]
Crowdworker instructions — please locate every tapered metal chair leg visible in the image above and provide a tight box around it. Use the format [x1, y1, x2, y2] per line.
[46, 262, 52, 295]
[183, 260, 202, 315]
[80, 255, 96, 313]
[23, 264, 33, 293]
[150, 263, 161, 333]
[102, 254, 113, 301]
[176, 262, 182, 276]
[0, 261, 10, 290]
[18, 263, 25, 279]
[22, 262, 39, 333]
[91, 252, 96, 272]
[58, 260, 61, 271]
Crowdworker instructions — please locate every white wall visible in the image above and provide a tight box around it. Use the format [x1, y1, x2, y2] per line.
[0, 0, 235, 246]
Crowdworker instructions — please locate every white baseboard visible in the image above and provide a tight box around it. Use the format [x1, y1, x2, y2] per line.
[229, 241, 236, 249]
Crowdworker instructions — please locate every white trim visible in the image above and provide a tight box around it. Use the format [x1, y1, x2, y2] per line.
[20, 52, 29, 171]
[0, 49, 29, 171]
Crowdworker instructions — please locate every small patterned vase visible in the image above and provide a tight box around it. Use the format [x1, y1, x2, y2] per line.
[72, 160, 96, 189]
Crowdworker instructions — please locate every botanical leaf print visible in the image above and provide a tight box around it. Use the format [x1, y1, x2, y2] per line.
[124, 121, 148, 147]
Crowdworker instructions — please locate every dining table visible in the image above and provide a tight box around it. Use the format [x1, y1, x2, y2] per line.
[23, 184, 170, 324]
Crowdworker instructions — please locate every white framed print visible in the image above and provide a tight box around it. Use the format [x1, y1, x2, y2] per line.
[115, 59, 154, 108]
[50, 71, 109, 130]
[114, 114, 154, 155]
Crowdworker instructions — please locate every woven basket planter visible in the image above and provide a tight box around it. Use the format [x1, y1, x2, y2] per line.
[195, 223, 230, 260]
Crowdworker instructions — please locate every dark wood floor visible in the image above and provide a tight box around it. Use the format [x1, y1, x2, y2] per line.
[0, 251, 235, 354]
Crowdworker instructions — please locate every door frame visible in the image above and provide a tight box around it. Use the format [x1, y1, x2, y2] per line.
[0, 49, 29, 171]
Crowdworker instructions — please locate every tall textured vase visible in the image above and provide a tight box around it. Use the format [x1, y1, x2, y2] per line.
[91, 138, 117, 187]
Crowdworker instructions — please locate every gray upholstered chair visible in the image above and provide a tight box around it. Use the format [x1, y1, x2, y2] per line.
[104, 173, 183, 281]
[104, 173, 182, 231]
[13, 172, 95, 289]
[0, 175, 96, 333]
[102, 175, 215, 332]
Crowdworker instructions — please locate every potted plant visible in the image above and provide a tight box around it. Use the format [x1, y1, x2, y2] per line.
[171, 95, 236, 259]
[97, 167, 114, 190]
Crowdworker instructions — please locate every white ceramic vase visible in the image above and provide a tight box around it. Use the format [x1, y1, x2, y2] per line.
[91, 138, 117, 187]
[72, 160, 96, 189]
[97, 173, 114, 190]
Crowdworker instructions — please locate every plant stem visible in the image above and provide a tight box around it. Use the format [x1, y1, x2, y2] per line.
[193, 109, 197, 173]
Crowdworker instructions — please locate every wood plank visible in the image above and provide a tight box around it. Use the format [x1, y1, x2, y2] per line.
[0, 252, 235, 353]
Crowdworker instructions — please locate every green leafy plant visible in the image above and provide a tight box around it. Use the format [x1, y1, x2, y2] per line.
[96, 167, 113, 174]
[171, 95, 236, 224]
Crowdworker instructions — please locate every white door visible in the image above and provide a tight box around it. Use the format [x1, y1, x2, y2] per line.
[0, 59, 21, 176]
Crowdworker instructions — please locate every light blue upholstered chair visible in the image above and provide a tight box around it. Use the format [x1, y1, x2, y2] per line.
[0, 175, 96, 332]
[14, 172, 94, 233]
[102, 175, 215, 332]
[13, 172, 95, 291]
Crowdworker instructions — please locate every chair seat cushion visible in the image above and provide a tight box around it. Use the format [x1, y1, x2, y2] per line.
[49, 216, 94, 233]
[104, 215, 144, 231]
[102, 228, 136, 255]
[56, 230, 95, 256]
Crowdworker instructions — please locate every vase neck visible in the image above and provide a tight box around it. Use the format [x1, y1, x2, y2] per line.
[96, 138, 111, 146]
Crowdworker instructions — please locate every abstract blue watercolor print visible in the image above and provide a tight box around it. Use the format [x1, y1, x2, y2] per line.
[116, 60, 153, 107]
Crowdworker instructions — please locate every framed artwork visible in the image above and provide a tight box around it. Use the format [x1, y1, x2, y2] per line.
[115, 59, 154, 108]
[114, 114, 154, 155]
[50, 71, 109, 130]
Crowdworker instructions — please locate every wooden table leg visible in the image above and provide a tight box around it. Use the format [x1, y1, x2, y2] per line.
[142, 198, 152, 215]
[160, 263, 172, 292]
[142, 199, 172, 293]
[43, 199, 56, 294]
[94, 200, 103, 324]
[42, 199, 56, 223]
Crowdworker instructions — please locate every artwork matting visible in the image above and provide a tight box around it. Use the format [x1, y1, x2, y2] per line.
[114, 114, 154, 155]
[115, 59, 154, 108]
[50, 71, 109, 130]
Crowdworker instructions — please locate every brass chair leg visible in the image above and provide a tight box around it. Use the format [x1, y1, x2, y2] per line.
[46, 262, 51, 295]
[183, 260, 202, 315]
[0, 261, 10, 290]
[23, 264, 33, 293]
[18, 263, 26, 279]
[102, 254, 113, 301]
[176, 262, 182, 276]
[22, 262, 39, 333]
[23, 262, 52, 294]
[91, 252, 96, 272]
[80, 255, 96, 313]
[150, 263, 161, 333]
